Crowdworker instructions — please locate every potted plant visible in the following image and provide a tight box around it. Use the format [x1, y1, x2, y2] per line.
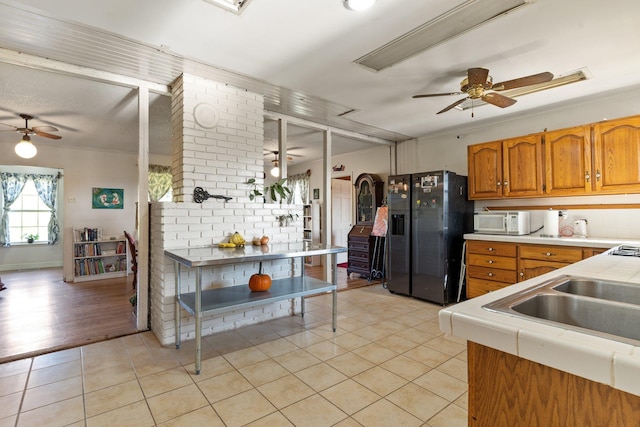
[247, 178, 292, 204]
[24, 233, 39, 243]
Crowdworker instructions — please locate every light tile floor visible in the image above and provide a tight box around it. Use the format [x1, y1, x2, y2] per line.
[0, 284, 468, 427]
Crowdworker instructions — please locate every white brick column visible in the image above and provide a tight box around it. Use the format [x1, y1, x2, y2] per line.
[149, 74, 303, 345]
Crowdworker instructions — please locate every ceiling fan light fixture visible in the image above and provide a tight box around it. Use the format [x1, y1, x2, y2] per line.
[343, 0, 376, 11]
[270, 162, 280, 177]
[455, 68, 590, 111]
[15, 135, 37, 159]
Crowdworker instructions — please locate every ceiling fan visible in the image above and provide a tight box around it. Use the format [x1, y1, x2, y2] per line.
[412, 68, 554, 115]
[0, 113, 62, 140]
[1, 113, 62, 159]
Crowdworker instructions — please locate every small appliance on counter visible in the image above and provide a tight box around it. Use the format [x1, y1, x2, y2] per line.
[473, 211, 530, 235]
[573, 218, 588, 238]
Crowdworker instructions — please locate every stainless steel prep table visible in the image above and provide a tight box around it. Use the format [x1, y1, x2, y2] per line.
[165, 242, 347, 374]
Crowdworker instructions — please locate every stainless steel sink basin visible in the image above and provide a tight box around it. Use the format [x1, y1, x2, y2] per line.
[553, 278, 640, 305]
[483, 275, 640, 346]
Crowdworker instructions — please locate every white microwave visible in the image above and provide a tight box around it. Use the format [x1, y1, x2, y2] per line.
[474, 211, 530, 235]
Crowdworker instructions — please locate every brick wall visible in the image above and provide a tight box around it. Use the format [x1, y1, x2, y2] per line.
[150, 74, 303, 346]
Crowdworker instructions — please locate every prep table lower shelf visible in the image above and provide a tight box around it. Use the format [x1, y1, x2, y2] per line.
[177, 276, 336, 316]
[165, 242, 347, 375]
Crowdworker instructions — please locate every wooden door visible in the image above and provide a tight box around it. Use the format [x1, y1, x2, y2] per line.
[331, 178, 352, 264]
[468, 141, 503, 199]
[545, 125, 593, 196]
[502, 134, 544, 198]
[592, 115, 640, 193]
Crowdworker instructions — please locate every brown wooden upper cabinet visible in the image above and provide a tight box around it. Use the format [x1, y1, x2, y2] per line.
[544, 125, 593, 196]
[468, 135, 543, 199]
[592, 116, 640, 194]
[468, 114, 640, 200]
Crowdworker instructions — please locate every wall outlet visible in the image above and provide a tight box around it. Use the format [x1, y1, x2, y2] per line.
[68, 196, 76, 203]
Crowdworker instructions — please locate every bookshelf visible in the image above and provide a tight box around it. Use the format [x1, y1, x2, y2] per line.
[73, 227, 129, 282]
[303, 204, 322, 266]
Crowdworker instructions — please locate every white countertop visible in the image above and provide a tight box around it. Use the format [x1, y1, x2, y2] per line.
[439, 249, 640, 396]
[464, 232, 640, 248]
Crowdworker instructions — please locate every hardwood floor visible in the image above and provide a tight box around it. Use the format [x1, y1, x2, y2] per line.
[0, 265, 381, 364]
[0, 268, 138, 364]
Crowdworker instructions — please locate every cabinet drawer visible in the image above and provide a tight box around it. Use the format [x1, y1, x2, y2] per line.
[348, 251, 369, 261]
[348, 241, 369, 251]
[467, 265, 518, 283]
[467, 253, 517, 270]
[466, 277, 512, 298]
[518, 245, 583, 263]
[467, 241, 517, 257]
[348, 259, 369, 270]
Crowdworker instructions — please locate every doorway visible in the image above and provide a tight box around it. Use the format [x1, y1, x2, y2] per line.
[331, 177, 352, 264]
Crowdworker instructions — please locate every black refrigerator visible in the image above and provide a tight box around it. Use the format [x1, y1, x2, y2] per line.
[387, 171, 473, 304]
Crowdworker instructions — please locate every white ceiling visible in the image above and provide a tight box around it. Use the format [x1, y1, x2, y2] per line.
[1, 0, 640, 163]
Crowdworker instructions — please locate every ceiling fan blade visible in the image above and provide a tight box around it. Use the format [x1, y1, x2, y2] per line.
[34, 131, 62, 140]
[482, 92, 517, 108]
[32, 125, 59, 133]
[467, 68, 490, 86]
[492, 72, 554, 91]
[0, 122, 17, 130]
[413, 92, 464, 99]
[437, 97, 468, 114]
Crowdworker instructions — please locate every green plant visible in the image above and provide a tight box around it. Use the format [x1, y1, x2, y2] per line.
[24, 233, 39, 242]
[275, 213, 298, 227]
[247, 178, 292, 204]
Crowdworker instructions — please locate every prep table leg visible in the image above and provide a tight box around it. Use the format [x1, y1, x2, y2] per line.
[195, 266, 203, 375]
[174, 262, 181, 349]
[332, 253, 337, 332]
[300, 259, 305, 317]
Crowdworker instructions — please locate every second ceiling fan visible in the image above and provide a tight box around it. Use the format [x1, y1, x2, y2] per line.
[413, 67, 553, 114]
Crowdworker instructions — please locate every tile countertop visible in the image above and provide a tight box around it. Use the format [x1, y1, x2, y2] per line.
[439, 247, 640, 397]
[464, 232, 640, 248]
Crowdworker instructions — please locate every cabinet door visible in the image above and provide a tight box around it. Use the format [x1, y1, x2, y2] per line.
[518, 259, 570, 281]
[592, 116, 640, 193]
[468, 141, 503, 199]
[502, 135, 544, 197]
[545, 125, 593, 196]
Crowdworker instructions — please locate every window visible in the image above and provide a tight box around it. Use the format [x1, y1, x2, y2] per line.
[8, 179, 50, 243]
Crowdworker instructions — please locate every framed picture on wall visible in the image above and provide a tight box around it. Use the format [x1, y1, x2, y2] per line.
[92, 188, 124, 209]
[313, 188, 319, 200]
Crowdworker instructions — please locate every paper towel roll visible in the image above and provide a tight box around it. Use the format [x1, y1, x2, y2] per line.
[544, 210, 559, 237]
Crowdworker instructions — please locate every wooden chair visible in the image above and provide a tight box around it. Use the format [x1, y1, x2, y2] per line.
[124, 231, 138, 289]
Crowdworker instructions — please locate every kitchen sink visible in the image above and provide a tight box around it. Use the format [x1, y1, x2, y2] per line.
[553, 278, 640, 305]
[483, 275, 640, 346]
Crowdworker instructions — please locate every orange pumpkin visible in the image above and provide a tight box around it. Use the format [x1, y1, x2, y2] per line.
[249, 273, 271, 292]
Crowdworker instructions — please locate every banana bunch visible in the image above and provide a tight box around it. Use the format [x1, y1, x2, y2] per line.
[217, 232, 246, 248]
[230, 232, 246, 247]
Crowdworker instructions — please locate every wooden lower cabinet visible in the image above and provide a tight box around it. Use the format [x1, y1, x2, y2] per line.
[517, 244, 583, 282]
[468, 342, 640, 426]
[466, 240, 611, 297]
[466, 241, 517, 298]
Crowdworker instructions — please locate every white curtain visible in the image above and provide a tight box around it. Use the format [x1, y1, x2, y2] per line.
[287, 172, 310, 204]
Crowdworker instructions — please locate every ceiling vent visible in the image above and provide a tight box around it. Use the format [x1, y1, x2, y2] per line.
[201, 0, 252, 14]
[456, 68, 590, 111]
[355, 0, 534, 72]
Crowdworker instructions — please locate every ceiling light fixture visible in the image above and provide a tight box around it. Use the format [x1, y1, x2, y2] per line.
[270, 160, 280, 177]
[343, 0, 376, 11]
[201, 0, 252, 14]
[355, 0, 533, 72]
[15, 135, 37, 159]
